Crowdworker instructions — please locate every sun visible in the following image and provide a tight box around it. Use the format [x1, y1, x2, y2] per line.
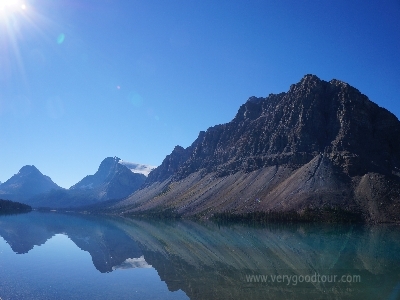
[0, 0, 26, 15]
[0, 0, 30, 82]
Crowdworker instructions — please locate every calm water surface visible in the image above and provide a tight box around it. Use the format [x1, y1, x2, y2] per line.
[0, 212, 399, 300]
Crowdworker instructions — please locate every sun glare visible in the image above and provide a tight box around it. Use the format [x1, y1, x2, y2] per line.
[0, 0, 26, 15]
[0, 0, 31, 85]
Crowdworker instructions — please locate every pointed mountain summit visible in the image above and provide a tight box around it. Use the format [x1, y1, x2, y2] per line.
[71, 157, 125, 190]
[0, 165, 61, 202]
[110, 75, 400, 223]
[70, 156, 146, 201]
[29, 157, 147, 208]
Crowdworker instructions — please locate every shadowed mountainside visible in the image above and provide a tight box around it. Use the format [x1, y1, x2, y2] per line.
[108, 75, 400, 222]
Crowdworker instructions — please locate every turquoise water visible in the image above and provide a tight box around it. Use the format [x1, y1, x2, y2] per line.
[0, 212, 399, 300]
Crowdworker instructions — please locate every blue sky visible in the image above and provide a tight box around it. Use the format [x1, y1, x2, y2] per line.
[1, 0, 399, 188]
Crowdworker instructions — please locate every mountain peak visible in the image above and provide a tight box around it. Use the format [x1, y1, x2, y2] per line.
[173, 145, 184, 152]
[0, 165, 60, 201]
[246, 96, 263, 103]
[68, 156, 146, 197]
[116, 75, 400, 222]
[71, 157, 122, 190]
[18, 165, 41, 175]
[94, 157, 121, 176]
[301, 73, 321, 82]
[100, 156, 121, 165]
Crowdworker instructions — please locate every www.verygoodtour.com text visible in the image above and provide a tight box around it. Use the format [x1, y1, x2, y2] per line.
[245, 273, 361, 286]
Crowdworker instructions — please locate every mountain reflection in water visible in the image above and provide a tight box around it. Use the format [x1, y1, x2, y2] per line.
[0, 212, 399, 300]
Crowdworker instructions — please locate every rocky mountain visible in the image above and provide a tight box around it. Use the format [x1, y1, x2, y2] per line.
[29, 157, 146, 208]
[145, 145, 192, 184]
[0, 165, 61, 202]
[109, 74, 400, 223]
[70, 157, 146, 200]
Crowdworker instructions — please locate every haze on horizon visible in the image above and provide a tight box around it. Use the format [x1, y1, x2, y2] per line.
[1, 0, 399, 188]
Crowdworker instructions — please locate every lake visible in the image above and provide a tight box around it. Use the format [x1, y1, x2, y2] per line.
[0, 212, 399, 300]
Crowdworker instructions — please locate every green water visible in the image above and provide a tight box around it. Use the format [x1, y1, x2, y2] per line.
[0, 212, 399, 300]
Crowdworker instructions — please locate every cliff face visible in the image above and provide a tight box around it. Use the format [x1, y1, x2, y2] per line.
[149, 75, 400, 180]
[112, 75, 400, 222]
[145, 146, 191, 184]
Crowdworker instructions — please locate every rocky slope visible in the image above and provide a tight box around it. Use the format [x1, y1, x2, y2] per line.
[29, 157, 146, 208]
[0, 165, 61, 202]
[110, 75, 400, 222]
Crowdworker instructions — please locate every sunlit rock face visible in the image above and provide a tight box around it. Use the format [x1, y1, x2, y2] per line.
[111, 75, 400, 222]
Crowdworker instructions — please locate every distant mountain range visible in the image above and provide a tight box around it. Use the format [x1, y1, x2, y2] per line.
[3, 74, 400, 223]
[105, 74, 400, 223]
[0, 157, 152, 208]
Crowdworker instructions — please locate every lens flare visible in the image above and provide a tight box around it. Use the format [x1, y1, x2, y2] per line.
[57, 33, 65, 44]
[128, 92, 143, 108]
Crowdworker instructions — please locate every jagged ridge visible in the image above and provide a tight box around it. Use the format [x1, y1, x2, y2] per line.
[110, 75, 400, 222]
